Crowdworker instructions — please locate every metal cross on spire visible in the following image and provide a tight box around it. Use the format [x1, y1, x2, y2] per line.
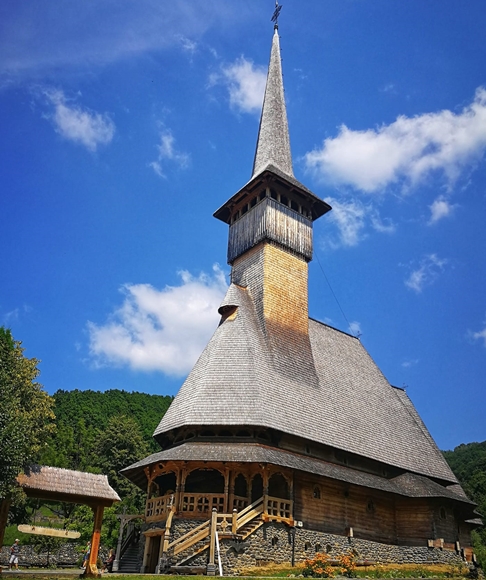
[271, 1, 282, 29]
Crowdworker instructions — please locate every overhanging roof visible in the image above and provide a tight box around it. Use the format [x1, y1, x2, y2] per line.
[121, 442, 473, 508]
[17, 465, 120, 506]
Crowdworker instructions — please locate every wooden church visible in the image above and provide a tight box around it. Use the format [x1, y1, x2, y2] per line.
[121, 17, 480, 575]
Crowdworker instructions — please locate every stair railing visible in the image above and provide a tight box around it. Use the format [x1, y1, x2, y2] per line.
[164, 496, 268, 563]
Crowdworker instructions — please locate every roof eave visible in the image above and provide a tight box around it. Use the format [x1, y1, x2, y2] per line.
[213, 166, 331, 224]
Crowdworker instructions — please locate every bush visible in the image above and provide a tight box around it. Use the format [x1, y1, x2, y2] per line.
[303, 553, 336, 578]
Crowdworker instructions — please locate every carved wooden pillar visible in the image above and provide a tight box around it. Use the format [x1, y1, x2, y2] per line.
[262, 466, 269, 516]
[223, 467, 230, 513]
[228, 471, 235, 513]
[174, 466, 182, 512]
[85, 504, 104, 577]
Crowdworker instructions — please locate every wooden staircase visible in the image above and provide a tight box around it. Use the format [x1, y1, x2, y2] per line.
[166, 497, 265, 569]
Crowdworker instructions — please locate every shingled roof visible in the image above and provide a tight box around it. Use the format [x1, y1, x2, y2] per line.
[121, 442, 472, 512]
[153, 284, 457, 485]
[17, 465, 120, 505]
[252, 28, 293, 179]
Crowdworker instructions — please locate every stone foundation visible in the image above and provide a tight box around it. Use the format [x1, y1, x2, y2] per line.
[0, 543, 109, 568]
[143, 519, 466, 575]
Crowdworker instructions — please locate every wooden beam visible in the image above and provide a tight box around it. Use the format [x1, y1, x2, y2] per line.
[17, 525, 80, 539]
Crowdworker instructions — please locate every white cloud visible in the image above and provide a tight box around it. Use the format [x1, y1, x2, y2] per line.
[404, 254, 448, 293]
[348, 321, 362, 337]
[323, 197, 368, 248]
[43, 88, 115, 151]
[305, 87, 486, 193]
[87, 265, 228, 376]
[428, 196, 458, 225]
[149, 129, 190, 178]
[402, 358, 419, 368]
[471, 326, 486, 347]
[178, 36, 197, 55]
[216, 56, 267, 114]
[0, 2, 250, 78]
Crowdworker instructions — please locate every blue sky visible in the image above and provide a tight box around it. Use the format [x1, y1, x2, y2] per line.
[2, 1, 486, 452]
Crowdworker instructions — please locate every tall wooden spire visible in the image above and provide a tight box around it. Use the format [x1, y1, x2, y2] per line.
[252, 28, 294, 179]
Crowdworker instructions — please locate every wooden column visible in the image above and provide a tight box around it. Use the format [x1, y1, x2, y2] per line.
[263, 466, 269, 516]
[228, 472, 235, 513]
[141, 534, 151, 574]
[174, 467, 182, 512]
[207, 508, 218, 576]
[85, 504, 104, 577]
[223, 468, 230, 513]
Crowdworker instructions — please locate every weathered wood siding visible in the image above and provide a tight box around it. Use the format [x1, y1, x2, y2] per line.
[228, 198, 313, 263]
[395, 499, 433, 546]
[294, 474, 397, 545]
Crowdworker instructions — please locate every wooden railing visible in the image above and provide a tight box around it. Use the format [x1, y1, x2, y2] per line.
[149, 494, 293, 564]
[232, 495, 248, 511]
[181, 493, 225, 514]
[168, 519, 210, 556]
[265, 495, 293, 521]
[145, 494, 174, 522]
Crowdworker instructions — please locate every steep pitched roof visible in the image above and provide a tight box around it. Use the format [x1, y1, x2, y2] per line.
[153, 285, 457, 485]
[252, 28, 293, 179]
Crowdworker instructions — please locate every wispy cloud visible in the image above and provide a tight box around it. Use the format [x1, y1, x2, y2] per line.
[149, 129, 190, 178]
[402, 358, 419, 368]
[323, 197, 394, 248]
[428, 196, 458, 225]
[404, 254, 448, 293]
[470, 325, 486, 347]
[323, 197, 368, 248]
[211, 56, 266, 115]
[305, 87, 486, 193]
[42, 88, 115, 151]
[87, 265, 228, 376]
[348, 321, 362, 337]
[0, 2, 248, 79]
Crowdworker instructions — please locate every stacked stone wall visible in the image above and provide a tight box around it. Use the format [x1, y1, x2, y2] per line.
[160, 520, 465, 575]
[0, 543, 109, 568]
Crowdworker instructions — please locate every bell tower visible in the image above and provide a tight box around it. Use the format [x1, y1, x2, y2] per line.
[213, 26, 331, 380]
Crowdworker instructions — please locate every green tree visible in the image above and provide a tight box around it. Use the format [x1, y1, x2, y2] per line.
[0, 327, 55, 499]
[94, 415, 149, 512]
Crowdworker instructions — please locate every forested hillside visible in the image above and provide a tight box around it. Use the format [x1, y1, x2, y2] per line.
[444, 442, 486, 565]
[49, 389, 172, 450]
[4, 389, 174, 547]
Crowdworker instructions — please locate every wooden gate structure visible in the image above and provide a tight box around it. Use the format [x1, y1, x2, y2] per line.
[0, 465, 119, 577]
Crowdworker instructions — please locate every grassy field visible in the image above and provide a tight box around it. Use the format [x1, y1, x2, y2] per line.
[1, 562, 474, 580]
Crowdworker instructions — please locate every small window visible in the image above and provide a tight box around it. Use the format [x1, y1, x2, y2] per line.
[272, 537, 279, 546]
[366, 499, 375, 514]
[280, 194, 288, 206]
[305, 542, 311, 551]
[291, 200, 299, 212]
[315, 544, 322, 553]
[241, 204, 248, 215]
[326, 544, 332, 554]
[250, 197, 257, 208]
[313, 486, 321, 499]
[270, 189, 278, 200]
